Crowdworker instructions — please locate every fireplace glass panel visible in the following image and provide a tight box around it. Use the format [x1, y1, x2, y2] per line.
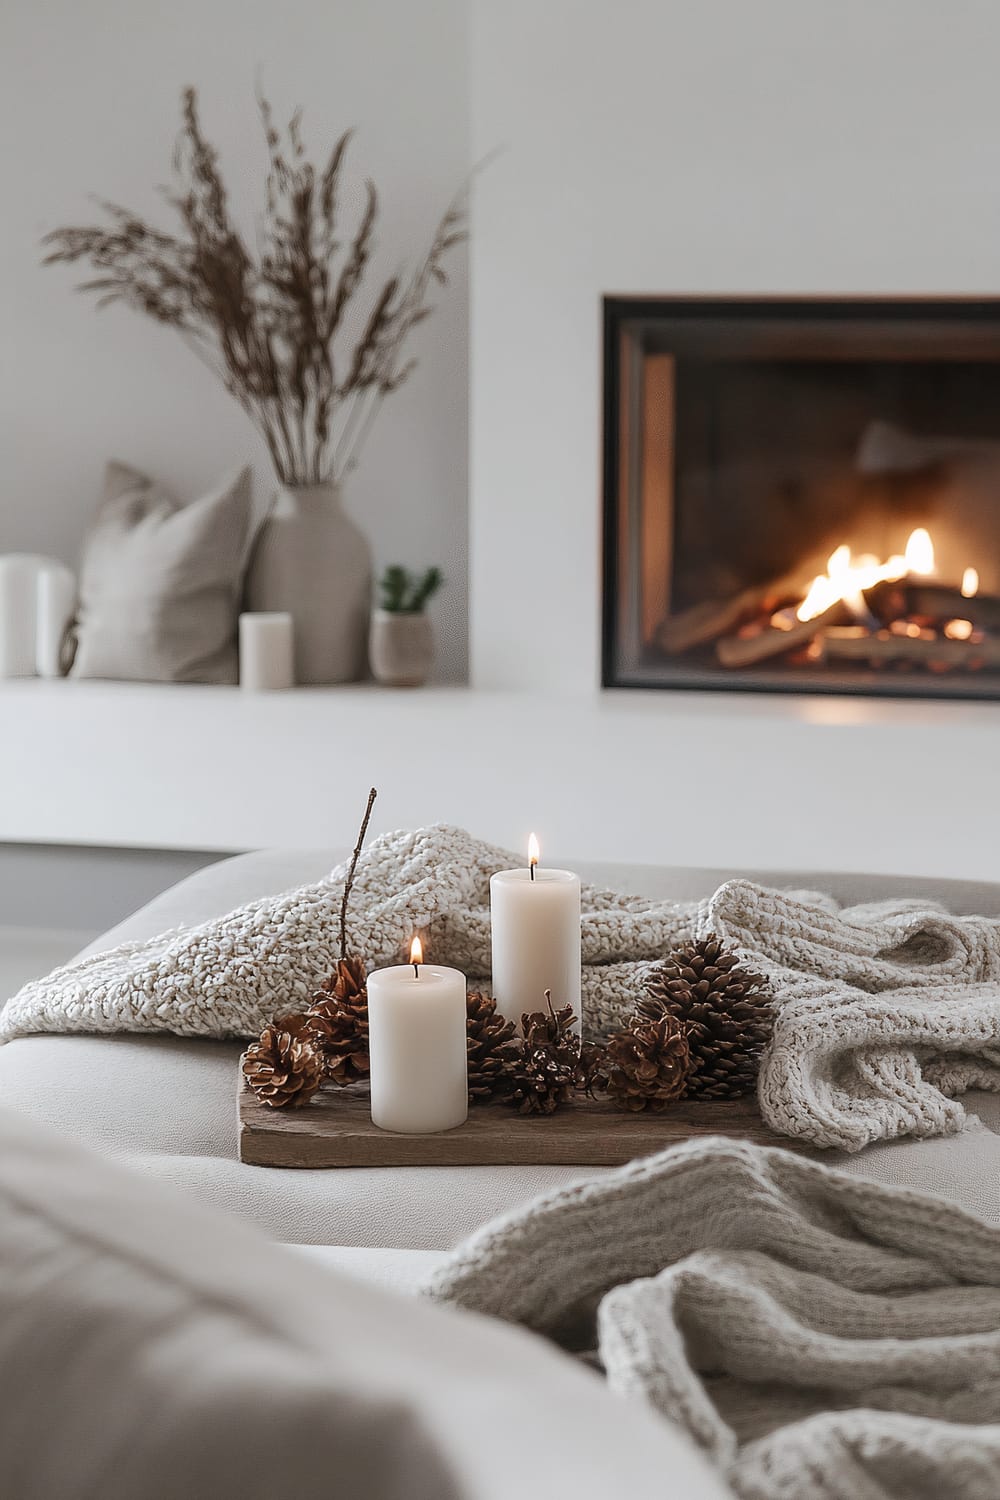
[603, 298, 1000, 698]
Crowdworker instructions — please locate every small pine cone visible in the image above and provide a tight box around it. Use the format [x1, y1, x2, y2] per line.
[642, 935, 773, 1100]
[507, 1043, 579, 1115]
[243, 1020, 323, 1109]
[306, 955, 369, 1085]
[466, 992, 520, 1102]
[505, 992, 583, 1115]
[606, 1014, 691, 1113]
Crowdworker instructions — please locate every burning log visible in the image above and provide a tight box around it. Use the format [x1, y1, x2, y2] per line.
[863, 580, 1000, 635]
[654, 570, 805, 654]
[715, 604, 844, 668]
[819, 626, 1000, 670]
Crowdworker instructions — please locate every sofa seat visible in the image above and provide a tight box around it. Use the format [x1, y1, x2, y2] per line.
[1, 850, 999, 1247]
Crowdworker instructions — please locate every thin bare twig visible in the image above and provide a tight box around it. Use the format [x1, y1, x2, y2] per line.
[339, 787, 378, 961]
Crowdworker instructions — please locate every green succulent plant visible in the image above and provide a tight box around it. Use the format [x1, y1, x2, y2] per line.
[378, 565, 443, 614]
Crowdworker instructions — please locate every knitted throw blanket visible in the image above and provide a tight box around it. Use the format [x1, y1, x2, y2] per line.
[3, 824, 1000, 1152]
[427, 1137, 1000, 1500]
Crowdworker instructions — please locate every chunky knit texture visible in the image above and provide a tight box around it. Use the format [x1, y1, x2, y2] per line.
[427, 1136, 1000, 1500]
[3, 827, 1000, 1151]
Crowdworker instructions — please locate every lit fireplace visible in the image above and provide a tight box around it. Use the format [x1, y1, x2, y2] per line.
[603, 296, 1000, 699]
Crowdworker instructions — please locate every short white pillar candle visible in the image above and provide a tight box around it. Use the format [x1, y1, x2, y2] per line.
[368, 938, 468, 1134]
[0, 556, 40, 678]
[490, 835, 582, 1025]
[239, 612, 294, 690]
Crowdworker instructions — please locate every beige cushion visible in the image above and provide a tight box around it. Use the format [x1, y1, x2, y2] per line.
[70, 460, 253, 683]
[0, 1103, 729, 1500]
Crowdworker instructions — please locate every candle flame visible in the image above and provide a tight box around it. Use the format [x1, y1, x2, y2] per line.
[409, 935, 423, 967]
[528, 833, 540, 870]
[962, 567, 980, 599]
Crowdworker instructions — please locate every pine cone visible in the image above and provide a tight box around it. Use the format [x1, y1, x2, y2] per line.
[605, 1013, 691, 1112]
[306, 955, 369, 1085]
[506, 994, 581, 1115]
[641, 935, 773, 1099]
[466, 992, 520, 1102]
[243, 1019, 323, 1109]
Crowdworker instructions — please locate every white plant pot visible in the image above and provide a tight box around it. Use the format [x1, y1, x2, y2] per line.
[368, 609, 434, 687]
[245, 482, 371, 685]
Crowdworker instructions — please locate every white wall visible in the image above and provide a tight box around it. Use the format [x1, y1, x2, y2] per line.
[1, 0, 470, 679]
[469, 0, 1000, 690]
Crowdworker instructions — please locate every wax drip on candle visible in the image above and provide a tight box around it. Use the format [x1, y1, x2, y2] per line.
[410, 934, 423, 979]
[528, 832, 540, 882]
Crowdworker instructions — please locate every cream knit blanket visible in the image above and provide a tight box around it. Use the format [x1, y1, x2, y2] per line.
[427, 1137, 1000, 1500]
[3, 825, 1000, 1151]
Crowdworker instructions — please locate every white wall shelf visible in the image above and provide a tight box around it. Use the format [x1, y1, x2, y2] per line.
[1, 679, 998, 881]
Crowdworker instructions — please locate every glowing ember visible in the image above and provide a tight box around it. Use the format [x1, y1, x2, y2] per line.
[944, 619, 975, 641]
[962, 567, 980, 599]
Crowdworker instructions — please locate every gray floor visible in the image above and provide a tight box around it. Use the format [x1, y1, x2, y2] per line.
[0, 927, 95, 1003]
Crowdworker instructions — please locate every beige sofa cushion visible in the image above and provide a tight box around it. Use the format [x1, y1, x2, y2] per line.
[70, 460, 253, 684]
[0, 1102, 728, 1500]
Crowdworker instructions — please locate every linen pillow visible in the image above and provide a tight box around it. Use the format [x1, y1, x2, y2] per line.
[0, 1104, 729, 1500]
[70, 460, 253, 683]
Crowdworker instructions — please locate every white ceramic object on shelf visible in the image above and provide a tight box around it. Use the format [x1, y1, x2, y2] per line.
[239, 612, 294, 691]
[368, 610, 434, 687]
[245, 483, 371, 685]
[0, 555, 75, 679]
[35, 563, 76, 678]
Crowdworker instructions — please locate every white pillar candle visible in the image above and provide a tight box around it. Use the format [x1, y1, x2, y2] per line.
[35, 563, 76, 678]
[239, 612, 294, 690]
[368, 938, 468, 1134]
[0, 555, 41, 678]
[490, 835, 582, 1025]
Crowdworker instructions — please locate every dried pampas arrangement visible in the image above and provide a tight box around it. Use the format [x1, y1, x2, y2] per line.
[43, 88, 466, 487]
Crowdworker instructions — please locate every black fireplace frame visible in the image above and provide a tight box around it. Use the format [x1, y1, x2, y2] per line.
[601, 293, 1000, 700]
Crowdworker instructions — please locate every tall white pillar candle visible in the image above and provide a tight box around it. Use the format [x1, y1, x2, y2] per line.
[239, 612, 294, 690]
[490, 837, 582, 1024]
[368, 939, 468, 1134]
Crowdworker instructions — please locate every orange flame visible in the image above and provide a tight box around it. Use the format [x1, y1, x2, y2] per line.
[796, 528, 936, 624]
[528, 833, 540, 870]
[962, 567, 979, 599]
[409, 935, 423, 967]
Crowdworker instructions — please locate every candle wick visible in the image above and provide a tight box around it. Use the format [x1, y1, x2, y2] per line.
[413, 960, 420, 979]
[530, 862, 535, 882]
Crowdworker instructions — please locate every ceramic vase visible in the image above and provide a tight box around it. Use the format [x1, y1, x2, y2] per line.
[368, 609, 434, 687]
[245, 482, 371, 685]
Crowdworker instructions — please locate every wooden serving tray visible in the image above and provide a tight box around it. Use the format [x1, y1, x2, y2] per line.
[238, 1068, 806, 1169]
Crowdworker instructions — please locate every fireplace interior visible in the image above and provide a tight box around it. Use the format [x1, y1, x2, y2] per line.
[603, 297, 1000, 699]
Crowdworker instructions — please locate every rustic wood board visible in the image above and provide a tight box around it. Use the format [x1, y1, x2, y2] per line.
[238, 1066, 810, 1169]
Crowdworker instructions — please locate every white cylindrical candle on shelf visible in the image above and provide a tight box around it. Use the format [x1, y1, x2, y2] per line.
[368, 937, 468, 1134]
[239, 612, 294, 690]
[35, 563, 76, 678]
[490, 835, 582, 1025]
[0, 556, 40, 678]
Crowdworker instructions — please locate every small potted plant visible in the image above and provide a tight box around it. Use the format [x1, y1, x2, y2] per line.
[370, 566, 443, 686]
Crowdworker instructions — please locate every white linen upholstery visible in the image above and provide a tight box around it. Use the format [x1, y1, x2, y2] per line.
[1, 851, 999, 1246]
[0, 1102, 728, 1500]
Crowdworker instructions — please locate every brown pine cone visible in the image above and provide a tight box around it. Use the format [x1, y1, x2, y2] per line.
[506, 993, 581, 1115]
[605, 1013, 691, 1112]
[306, 955, 369, 1085]
[641, 935, 773, 1099]
[466, 992, 520, 1102]
[243, 1019, 323, 1109]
